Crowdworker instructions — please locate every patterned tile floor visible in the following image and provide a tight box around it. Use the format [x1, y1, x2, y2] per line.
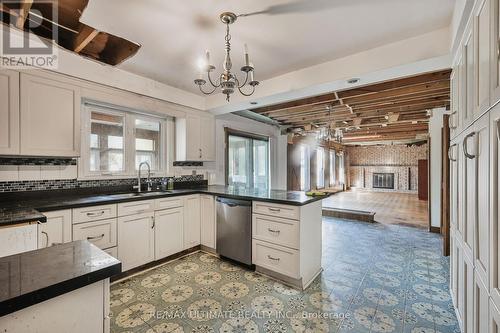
[110, 217, 460, 333]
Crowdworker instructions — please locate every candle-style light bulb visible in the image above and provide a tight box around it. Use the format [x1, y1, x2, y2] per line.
[205, 50, 210, 67]
[249, 62, 255, 82]
[244, 43, 250, 67]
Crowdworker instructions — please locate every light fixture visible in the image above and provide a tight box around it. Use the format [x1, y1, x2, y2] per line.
[194, 12, 259, 102]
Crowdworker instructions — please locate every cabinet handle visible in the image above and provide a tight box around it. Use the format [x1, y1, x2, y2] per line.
[87, 211, 105, 217]
[462, 132, 476, 159]
[41, 231, 49, 248]
[268, 228, 281, 234]
[87, 234, 105, 241]
[151, 217, 155, 229]
[448, 144, 457, 162]
[496, 120, 500, 142]
[267, 255, 280, 261]
[268, 208, 281, 212]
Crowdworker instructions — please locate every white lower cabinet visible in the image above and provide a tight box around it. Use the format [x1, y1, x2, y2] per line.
[154, 207, 184, 260]
[200, 194, 215, 249]
[72, 218, 117, 250]
[117, 212, 155, 271]
[37, 210, 72, 248]
[252, 239, 300, 279]
[463, 254, 475, 333]
[491, 299, 500, 333]
[490, 103, 500, 306]
[183, 195, 201, 249]
[474, 272, 489, 333]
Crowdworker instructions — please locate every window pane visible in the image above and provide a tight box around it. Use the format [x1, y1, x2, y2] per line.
[90, 111, 124, 172]
[316, 148, 325, 188]
[329, 150, 336, 187]
[227, 134, 269, 189]
[135, 118, 161, 170]
[253, 139, 269, 189]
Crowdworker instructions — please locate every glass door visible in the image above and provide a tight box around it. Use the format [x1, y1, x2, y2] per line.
[227, 130, 269, 189]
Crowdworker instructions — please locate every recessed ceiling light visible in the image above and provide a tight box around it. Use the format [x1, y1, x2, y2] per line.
[381, 123, 387, 127]
[347, 78, 360, 84]
[412, 121, 418, 124]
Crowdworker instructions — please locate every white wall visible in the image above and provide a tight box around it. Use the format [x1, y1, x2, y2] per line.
[429, 107, 450, 228]
[214, 114, 287, 190]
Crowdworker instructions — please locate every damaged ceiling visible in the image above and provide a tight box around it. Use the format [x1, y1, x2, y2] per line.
[0, 0, 140, 66]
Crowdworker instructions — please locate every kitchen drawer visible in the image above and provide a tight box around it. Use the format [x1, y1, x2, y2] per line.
[252, 201, 299, 220]
[252, 213, 299, 249]
[118, 200, 154, 216]
[155, 196, 183, 210]
[72, 218, 117, 250]
[73, 204, 117, 224]
[104, 246, 118, 258]
[252, 239, 299, 279]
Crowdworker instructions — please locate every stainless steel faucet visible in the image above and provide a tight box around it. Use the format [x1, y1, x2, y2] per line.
[134, 161, 151, 193]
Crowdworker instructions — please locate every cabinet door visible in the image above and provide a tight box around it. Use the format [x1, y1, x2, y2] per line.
[183, 195, 200, 249]
[474, 272, 490, 333]
[475, 114, 490, 286]
[154, 207, 184, 260]
[449, 140, 459, 231]
[491, 104, 500, 306]
[491, 0, 500, 103]
[463, 254, 475, 333]
[475, 0, 491, 115]
[200, 195, 215, 249]
[117, 213, 155, 271]
[451, 233, 459, 308]
[462, 26, 475, 127]
[450, 67, 460, 137]
[0, 70, 19, 155]
[186, 115, 202, 161]
[38, 210, 72, 248]
[20, 73, 80, 157]
[491, 299, 500, 333]
[462, 126, 477, 260]
[200, 115, 215, 161]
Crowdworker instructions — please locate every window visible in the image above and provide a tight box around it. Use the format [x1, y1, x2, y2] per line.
[226, 130, 269, 189]
[339, 153, 345, 184]
[316, 147, 325, 189]
[329, 150, 336, 187]
[82, 103, 167, 178]
[299, 145, 310, 191]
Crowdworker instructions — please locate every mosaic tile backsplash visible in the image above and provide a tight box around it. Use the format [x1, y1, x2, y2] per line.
[0, 175, 204, 193]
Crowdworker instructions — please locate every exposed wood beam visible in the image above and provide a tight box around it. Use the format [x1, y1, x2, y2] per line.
[250, 94, 338, 114]
[16, 0, 33, 29]
[74, 24, 99, 53]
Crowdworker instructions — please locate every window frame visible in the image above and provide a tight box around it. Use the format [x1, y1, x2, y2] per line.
[329, 149, 336, 187]
[79, 102, 169, 180]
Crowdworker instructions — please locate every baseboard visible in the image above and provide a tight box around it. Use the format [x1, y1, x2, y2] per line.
[429, 226, 441, 233]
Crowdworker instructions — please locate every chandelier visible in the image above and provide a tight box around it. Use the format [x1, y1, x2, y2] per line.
[194, 12, 259, 102]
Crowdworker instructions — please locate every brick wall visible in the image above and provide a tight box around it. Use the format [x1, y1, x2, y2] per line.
[346, 144, 427, 193]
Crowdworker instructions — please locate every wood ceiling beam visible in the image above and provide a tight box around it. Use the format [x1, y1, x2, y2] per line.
[342, 134, 427, 143]
[269, 104, 349, 119]
[250, 94, 338, 114]
[74, 24, 99, 53]
[16, 0, 33, 29]
[337, 70, 451, 99]
[352, 96, 449, 113]
[346, 89, 449, 110]
[342, 81, 449, 105]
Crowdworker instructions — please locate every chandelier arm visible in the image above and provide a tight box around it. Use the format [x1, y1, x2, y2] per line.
[198, 84, 218, 95]
[207, 70, 221, 87]
[237, 84, 256, 97]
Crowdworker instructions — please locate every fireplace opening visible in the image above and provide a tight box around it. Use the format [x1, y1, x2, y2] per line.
[373, 173, 395, 189]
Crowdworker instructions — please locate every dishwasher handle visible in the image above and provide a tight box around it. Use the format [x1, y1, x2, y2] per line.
[216, 197, 252, 207]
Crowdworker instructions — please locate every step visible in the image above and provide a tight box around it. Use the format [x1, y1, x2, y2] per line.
[322, 207, 375, 223]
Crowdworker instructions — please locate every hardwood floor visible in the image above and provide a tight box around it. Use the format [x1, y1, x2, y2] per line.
[322, 189, 429, 228]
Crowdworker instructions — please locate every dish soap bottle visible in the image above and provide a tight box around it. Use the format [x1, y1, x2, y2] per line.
[167, 178, 174, 190]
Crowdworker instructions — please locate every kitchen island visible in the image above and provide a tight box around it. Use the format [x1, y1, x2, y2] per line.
[0, 240, 121, 332]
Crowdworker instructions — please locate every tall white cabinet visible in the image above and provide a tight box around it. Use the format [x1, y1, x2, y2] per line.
[449, 0, 500, 330]
[0, 70, 19, 155]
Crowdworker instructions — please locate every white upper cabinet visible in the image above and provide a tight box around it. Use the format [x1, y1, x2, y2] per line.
[490, 103, 500, 307]
[475, 0, 491, 115]
[0, 70, 20, 155]
[176, 113, 215, 161]
[463, 25, 476, 127]
[492, 0, 500, 103]
[20, 73, 81, 157]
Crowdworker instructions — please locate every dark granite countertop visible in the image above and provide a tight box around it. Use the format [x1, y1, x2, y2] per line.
[0, 207, 47, 226]
[0, 240, 121, 317]
[0, 185, 328, 226]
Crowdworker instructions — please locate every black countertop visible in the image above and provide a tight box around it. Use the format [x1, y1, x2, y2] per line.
[0, 240, 121, 317]
[0, 185, 328, 226]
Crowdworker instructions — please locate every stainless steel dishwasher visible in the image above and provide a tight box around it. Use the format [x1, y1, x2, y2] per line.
[216, 197, 252, 265]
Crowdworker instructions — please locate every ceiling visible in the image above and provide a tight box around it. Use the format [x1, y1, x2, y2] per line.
[80, 0, 456, 94]
[248, 70, 451, 144]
